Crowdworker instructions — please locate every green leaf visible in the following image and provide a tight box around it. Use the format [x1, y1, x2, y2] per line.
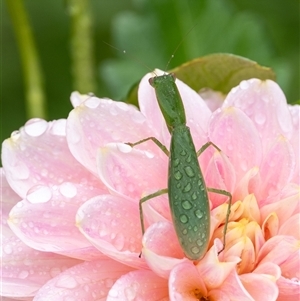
[126, 54, 276, 106]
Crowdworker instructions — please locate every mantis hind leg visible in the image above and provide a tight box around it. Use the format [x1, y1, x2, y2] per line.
[138, 188, 168, 257]
[126, 137, 169, 156]
[207, 188, 232, 255]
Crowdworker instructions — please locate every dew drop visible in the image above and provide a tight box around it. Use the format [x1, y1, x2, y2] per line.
[113, 233, 125, 251]
[125, 286, 137, 301]
[145, 151, 154, 159]
[174, 158, 180, 166]
[11, 130, 21, 141]
[117, 143, 132, 153]
[84, 97, 101, 109]
[27, 185, 52, 204]
[41, 168, 48, 177]
[56, 275, 78, 289]
[192, 192, 197, 200]
[182, 229, 188, 235]
[174, 171, 182, 180]
[184, 166, 195, 177]
[108, 288, 119, 297]
[68, 127, 81, 144]
[183, 183, 192, 192]
[240, 160, 248, 171]
[191, 246, 200, 254]
[59, 182, 77, 198]
[115, 101, 129, 111]
[195, 209, 203, 219]
[4, 244, 13, 254]
[240, 80, 249, 90]
[51, 119, 67, 136]
[105, 278, 114, 288]
[18, 270, 29, 279]
[180, 214, 188, 224]
[24, 119, 48, 137]
[196, 239, 204, 247]
[182, 200, 192, 210]
[254, 112, 266, 125]
[180, 150, 187, 156]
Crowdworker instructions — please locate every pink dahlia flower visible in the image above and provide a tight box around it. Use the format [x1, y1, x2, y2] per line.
[1, 69, 299, 300]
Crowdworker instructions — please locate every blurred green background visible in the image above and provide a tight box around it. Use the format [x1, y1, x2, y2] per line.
[2, 0, 299, 148]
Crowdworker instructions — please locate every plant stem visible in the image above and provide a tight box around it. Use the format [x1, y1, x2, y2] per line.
[67, 0, 97, 93]
[6, 0, 47, 119]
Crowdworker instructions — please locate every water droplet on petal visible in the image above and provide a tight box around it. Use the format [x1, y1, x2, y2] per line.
[51, 119, 67, 136]
[59, 182, 77, 198]
[26, 185, 52, 204]
[56, 275, 78, 289]
[84, 97, 100, 109]
[113, 233, 125, 251]
[108, 288, 119, 297]
[11, 130, 21, 141]
[117, 143, 132, 153]
[115, 101, 129, 111]
[105, 278, 114, 288]
[125, 286, 137, 301]
[254, 112, 266, 125]
[145, 151, 154, 159]
[50, 267, 62, 277]
[4, 244, 13, 254]
[24, 119, 48, 137]
[18, 270, 29, 279]
[240, 80, 249, 90]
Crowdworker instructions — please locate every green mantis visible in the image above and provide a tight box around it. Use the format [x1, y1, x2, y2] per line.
[128, 72, 232, 260]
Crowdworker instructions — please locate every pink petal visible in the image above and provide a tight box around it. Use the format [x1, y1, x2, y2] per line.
[7, 183, 105, 260]
[277, 276, 300, 301]
[259, 135, 295, 201]
[2, 119, 106, 198]
[257, 235, 300, 278]
[239, 272, 278, 301]
[223, 79, 293, 153]
[209, 270, 254, 301]
[204, 150, 236, 208]
[2, 169, 82, 299]
[1, 168, 22, 219]
[33, 258, 135, 301]
[279, 213, 300, 239]
[262, 212, 279, 240]
[67, 92, 153, 175]
[76, 194, 148, 269]
[97, 143, 167, 200]
[288, 104, 299, 183]
[107, 270, 168, 301]
[2, 233, 81, 299]
[169, 261, 207, 300]
[209, 106, 262, 182]
[199, 88, 225, 112]
[142, 221, 187, 278]
[234, 167, 261, 202]
[260, 191, 299, 229]
[253, 261, 281, 279]
[196, 240, 240, 289]
[240, 193, 261, 224]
